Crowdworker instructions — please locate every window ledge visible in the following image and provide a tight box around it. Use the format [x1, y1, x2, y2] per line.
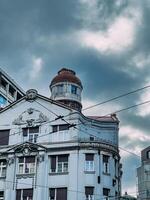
[49, 172, 69, 176]
[16, 173, 35, 178]
[84, 171, 95, 174]
[103, 172, 110, 176]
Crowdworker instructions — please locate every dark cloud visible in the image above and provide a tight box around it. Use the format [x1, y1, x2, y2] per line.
[0, 0, 150, 195]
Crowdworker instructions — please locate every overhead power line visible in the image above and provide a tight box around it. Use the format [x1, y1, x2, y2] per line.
[83, 84, 150, 111]
[103, 99, 150, 117]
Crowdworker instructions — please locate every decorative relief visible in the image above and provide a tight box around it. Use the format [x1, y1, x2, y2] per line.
[15, 143, 37, 154]
[26, 89, 38, 102]
[7, 157, 15, 165]
[12, 108, 49, 126]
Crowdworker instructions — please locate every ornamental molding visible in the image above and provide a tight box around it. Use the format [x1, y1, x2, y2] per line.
[7, 157, 15, 165]
[12, 108, 49, 126]
[37, 154, 45, 163]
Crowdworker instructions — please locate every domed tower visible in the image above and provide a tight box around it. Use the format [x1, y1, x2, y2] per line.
[50, 68, 83, 111]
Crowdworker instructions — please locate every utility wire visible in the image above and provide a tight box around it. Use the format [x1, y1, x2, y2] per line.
[0, 99, 145, 157]
[1, 179, 138, 200]
[82, 84, 150, 111]
[103, 99, 150, 117]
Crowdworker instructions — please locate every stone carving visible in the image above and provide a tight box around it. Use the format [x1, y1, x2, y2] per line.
[26, 89, 38, 102]
[12, 108, 49, 126]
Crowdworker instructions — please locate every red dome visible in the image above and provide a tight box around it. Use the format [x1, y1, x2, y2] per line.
[50, 68, 83, 88]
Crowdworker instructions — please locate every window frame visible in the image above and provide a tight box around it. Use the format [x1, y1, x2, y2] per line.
[0, 160, 6, 177]
[22, 127, 39, 143]
[50, 155, 69, 174]
[18, 157, 36, 175]
[16, 189, 33, 200]
[85, 187, 94, 200]
[49, 188, 67, 200]
[103, 155, 110, 174]
[52, 124, 69, 133]
[85, 154, 94, 172]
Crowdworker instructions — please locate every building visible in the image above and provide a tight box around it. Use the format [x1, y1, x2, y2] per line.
[0, 68, 122, 200]
[0, 68, 25, 108]
[120, 192, 137, 200]
[137, 146, 150, 200]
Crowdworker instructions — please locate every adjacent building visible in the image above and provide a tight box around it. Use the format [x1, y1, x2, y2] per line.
[0, 68, 122, 200]
[120, 192, 137, 200]
[137, 146, 150, 200]
[0, 68, 25, 108]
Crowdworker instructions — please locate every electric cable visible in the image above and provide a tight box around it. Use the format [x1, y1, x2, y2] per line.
[82, 84, 150, 111]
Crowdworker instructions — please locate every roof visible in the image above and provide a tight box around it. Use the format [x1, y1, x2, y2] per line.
[50, 68, 83, 88]
[86, 114, 119, 123]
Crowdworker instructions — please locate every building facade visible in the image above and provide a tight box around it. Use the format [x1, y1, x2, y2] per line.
[0, 68, 122, 200]
[0, 68, 25, 108]
[137, 146, 150, 200]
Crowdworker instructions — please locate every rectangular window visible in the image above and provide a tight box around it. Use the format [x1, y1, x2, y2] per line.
[71, 85, 77, 94]
[49, 188, 67, 200]
[0, 130, 9, 145]
[22, 127, 39, 143]
[16, 189, 33, 200]
[103, 155, 110, 174]
[85, 187, 94, 200]
[103, 188, 110, 200]
[52, 124, 69, 133]
[85, 154, 94, 172]
[0, 191, 4, 200]
[18, 157, 35, 174]
[57, 84, 63, 94]
[1, 78, 7, 89]
[0, 160, 6, 177]
[50, 155, 68, 173]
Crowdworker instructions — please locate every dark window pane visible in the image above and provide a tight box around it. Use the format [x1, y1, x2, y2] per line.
[25, 156, 35, 163]
[103, 155, 109, 163]
[71, 85, 77, 94]
[57, 188, 67, 200]
[103, 188, 110, 196]
[29, 127, 39, 133]
[0, 159, 6, 165]
[49, 188, 55, 198]
[0, 191, 4, 197]
[51, 156, 56, 171]
[0, 130, 9, 145]
[22, 128, 28, 137]
[52, 125, 57, 133]
[16, 190, 21, 200]
[23, 189, 33, 197]
[85, 154, 94, 161]
[58, 155, 68, 162]
[85, 187, 94, 195]
[18, 157, 24, 163]
[59, 124, 69, 131]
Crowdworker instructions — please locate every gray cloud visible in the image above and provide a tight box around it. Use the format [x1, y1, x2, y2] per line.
[1, 0, 150, 195]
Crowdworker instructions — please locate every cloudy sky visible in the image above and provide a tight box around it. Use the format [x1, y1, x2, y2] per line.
[1, 0, 150, 196]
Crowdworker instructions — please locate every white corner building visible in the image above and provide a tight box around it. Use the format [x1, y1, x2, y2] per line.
[0, 68, 122, 200]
